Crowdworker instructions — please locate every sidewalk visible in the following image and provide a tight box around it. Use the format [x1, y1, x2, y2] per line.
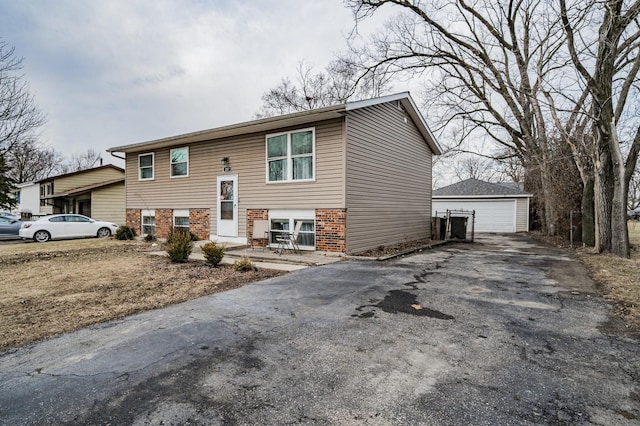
[149, 241, 344, 272]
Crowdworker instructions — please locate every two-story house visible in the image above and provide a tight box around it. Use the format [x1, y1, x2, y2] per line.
[107, 92, 442, 254]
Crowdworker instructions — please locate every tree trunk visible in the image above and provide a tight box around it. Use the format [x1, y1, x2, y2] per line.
[609, 120, 630, 258]
[594, 144, 613, 253]
[539, 161, 557, 235]
[581, 175, 595, 246]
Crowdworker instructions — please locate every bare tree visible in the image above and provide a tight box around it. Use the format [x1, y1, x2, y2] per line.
[560, 0, 640, 257]
[66, 148, 102, 172]
[0, 39, 46, 205]
[628, 165, 640, 210]
[452, 155, 501, 182]
[345, 0, 640, 255]
[345, 0, 570, 237]
[255, 59, 391, 118]
[7, 139, 65, 182]
[0, 40, 45, 154]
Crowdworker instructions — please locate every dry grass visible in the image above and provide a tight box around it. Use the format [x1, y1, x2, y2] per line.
[577, 221, 640, 334]
[0, 240, 284, 351]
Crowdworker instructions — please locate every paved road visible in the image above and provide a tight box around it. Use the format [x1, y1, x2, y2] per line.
[1, 235, 639, 425]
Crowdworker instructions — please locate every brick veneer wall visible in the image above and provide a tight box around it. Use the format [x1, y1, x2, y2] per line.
[247, 209, 269, 247]
[127, 208, 210, 240]
[155, 209, 173, 239]
[126, 209, 141, 235]
[315, 209, 346, 252]
[190, 208, 210, 240]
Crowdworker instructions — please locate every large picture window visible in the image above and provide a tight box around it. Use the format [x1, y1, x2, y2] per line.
[170, 147, 189, 178]
[266, 128, 314, 183]
[139, 153, 154, 180]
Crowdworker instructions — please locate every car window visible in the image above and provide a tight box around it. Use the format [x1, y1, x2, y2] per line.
[49, 216, 66, 222]
[0, 217, 10, 223]
[67, 216, 90, 222]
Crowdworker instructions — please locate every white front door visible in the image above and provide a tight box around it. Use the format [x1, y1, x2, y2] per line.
[217, 175, 238, 237]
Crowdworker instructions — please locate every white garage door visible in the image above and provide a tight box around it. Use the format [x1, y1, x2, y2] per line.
[433, 199, 516, 233]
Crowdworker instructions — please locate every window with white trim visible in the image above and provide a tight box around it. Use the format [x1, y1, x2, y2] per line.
[173, 209, 190, 232]
[142, 209, 155, 236]
[170, 147, 189, 177]
[268, 210, 315, 249]
[139, 153, 154, 180]
[266, 128, 314, 182]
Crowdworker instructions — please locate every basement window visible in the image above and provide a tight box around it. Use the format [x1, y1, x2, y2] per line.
[142, 210, 155, 236]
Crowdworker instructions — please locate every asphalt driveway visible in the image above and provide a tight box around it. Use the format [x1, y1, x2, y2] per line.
[1, 234, 639, 425]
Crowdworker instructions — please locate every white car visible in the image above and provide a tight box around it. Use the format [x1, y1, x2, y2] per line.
[20, 214, 119, 243]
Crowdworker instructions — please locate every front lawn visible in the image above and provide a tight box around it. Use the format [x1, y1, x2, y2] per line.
[0, 239, 284, 351]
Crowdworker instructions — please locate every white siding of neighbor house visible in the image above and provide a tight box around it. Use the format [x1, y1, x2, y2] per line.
[54, 167, 124, 193]
[516, 197, 529, 232]
[91, 184, 126, 225]
[124, 118, 345, 237]
[15, 183, 40, 216]
[345, 101, 433, 254]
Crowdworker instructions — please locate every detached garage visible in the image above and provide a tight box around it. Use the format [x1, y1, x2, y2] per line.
[433, 178, 531, 233]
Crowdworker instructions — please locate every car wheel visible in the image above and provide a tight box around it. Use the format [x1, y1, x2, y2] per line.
[97, 227, 112, 238]
[33, 230, 51, 243]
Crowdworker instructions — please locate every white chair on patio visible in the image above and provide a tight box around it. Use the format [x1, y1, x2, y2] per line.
[250, 220, 270, 251]
[276, 220, 302, 255]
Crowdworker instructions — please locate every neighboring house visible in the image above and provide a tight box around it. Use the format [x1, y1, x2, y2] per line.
[107, 92, 442, 254]
[12, 182, 40, 218]
[433, 178, 531, 233]
[38, 165, 125, 225]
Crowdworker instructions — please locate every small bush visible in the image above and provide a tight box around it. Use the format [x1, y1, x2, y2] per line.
[144, 234, 156, 242]
[201, 242, 225, 267]
[189, 231, 199, 241]
[165, 230, 194, 263]
[115, 225, 136, 240]
[233, 256, 256, 272]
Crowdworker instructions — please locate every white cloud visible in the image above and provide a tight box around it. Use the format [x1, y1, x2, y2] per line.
[0, 0, 364, 166]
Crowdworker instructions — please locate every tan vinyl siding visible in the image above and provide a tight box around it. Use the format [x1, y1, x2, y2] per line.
[54, 168, 124, 193]
[516, 197, 530, 232]
[345, 102, 433, 253]
[91, 184, 125, 225]
[125, 119, 345, 237]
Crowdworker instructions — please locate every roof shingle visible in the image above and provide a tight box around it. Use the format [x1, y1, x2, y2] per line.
[434, 178, 529, 196]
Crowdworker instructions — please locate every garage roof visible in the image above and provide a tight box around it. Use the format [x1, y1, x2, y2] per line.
[434, 178, 531, 198]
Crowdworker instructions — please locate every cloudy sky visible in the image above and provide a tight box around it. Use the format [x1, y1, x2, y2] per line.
[1, 0, 406, 168]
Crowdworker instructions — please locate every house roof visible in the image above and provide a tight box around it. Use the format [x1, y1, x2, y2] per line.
[433, 178, 531, 198]
[44, 178, 124, 199]
[107, 92, 443, 155]
[38, 164, 124, 183]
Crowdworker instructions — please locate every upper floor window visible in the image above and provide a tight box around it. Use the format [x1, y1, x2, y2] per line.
[170, 147, 189, 178]
[139, 153, 154, 180]
[266, 128, 315, 183]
